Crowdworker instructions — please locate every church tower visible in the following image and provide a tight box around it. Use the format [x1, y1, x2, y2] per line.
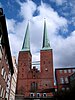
[40, 20, 54, 87]
[17, 22, 32, 95]
[16, 20, 54, 98]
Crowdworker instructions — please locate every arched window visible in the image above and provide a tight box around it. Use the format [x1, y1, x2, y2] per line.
[19, 86, 25, 95]
[30, 93, 34, 97]
[43, 93, 47, 97]
[30, 82, 38, 92]
[36, 93, 40, 97]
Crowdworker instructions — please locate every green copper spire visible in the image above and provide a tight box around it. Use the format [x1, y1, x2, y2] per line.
[22, 22, 30, 51]
[42, 19, 51, 50]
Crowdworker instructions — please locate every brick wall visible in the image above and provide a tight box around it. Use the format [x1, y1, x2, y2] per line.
[16, 49, 54, 97]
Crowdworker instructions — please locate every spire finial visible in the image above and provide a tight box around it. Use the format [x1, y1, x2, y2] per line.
[42, 19, 51, 50]
[21, 21, 30, 51]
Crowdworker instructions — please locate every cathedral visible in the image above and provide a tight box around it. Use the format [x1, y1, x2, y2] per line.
[16, 20, 54, 98]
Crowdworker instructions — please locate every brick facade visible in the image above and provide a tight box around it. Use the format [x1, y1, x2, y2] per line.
[55, 67, 75, 91]
[9, 56, 18, 100]
[0, 8, 14, 100]
[16, 49, 54, 98]
[0, 47, 9, 100]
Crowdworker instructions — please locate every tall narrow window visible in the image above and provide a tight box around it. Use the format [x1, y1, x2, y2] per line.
[1, 67, 4, 76]
[60, 70, 62, 74]
[5, 75, 7, 82]
[0, 85, 1, 96]
[0, 35, 2, 61]
[5, 56, 8, 64]
[4, 71, 6, 79]
[31, 82, 38, 92]
[72, 69, 75, 73]
[60, 77, 64, 84]
[64, 70, 67, 73]
[68, 69, 71, 73]
[65, 77, 69, 83]
[3, 90, 5, 98]
[1, 88, 3, 97]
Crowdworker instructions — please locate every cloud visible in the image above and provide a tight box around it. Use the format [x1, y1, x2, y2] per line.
[50, 0, 75, 26]
[6, 0, 75, 69]
[56, 0, 63, 5]
[50, 0, 66, 5]
[6, 19, 16, 34]
[53, 31, 75, 68]
[19, 0, 36, 20]
[6, 19, 22, 58]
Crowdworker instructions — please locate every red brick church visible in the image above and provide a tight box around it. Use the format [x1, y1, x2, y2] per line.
[16, 20, 54, 98]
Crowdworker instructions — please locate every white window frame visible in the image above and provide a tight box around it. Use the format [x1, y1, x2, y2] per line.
[60, 77, 64, 84]
[43, 93, 47, 97]
[0, 85, 1, 96]
[1, 88, 3, 97]
[68, 69, 71, 73]
[3, 90, 5, 98]
[65, 77, 69, 83]
[30, 93, 34, 97]
[1, 67, 4, 76]
[60, 70, 62, 73]
[4, 71, 6, 79]
[5, 92, 8, 100]
[64, 70, 67, 73]
[0, 85, 1, 90]
[5, 75, 7, 82]
[36, 93, 40, 97]
[72, 69, 75, 73]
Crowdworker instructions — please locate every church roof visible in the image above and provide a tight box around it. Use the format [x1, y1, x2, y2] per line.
[21, 22, 30, 51]
[42, 19, 51, 50]
[21, 20, 51, 52]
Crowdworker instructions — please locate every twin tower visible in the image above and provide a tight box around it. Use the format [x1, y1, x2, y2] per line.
[16, 20, 54, 98]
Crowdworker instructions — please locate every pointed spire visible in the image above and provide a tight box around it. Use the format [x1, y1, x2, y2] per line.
[21, 22, 30, 51]
[42, 19, 51, 50]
